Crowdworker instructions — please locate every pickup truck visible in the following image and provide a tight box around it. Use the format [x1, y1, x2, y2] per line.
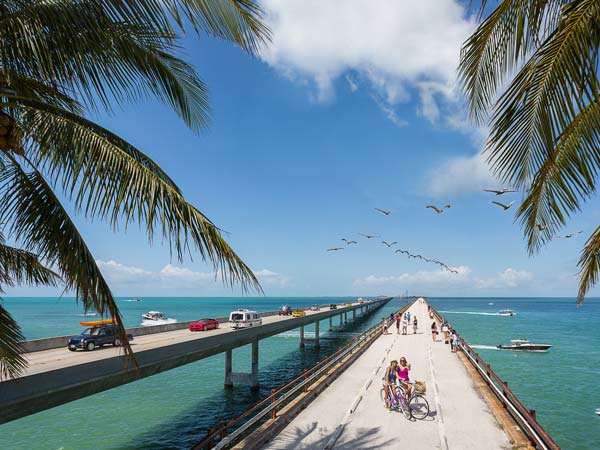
[67, 325, 133, 351]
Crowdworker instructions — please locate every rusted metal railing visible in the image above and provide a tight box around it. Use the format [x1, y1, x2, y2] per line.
[428, 304, 560, 450]
[192, 300, 411, 450]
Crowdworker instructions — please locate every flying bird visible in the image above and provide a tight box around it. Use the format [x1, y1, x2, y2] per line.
[445, 268, 459, 274]
[426, 205, 451, 214]
[395, 249, 410, 255]
[535, 223, 547, 231]
[360, 233, 380, 239]
[382, 241, 398, 247]
[558, 231, 583, 239]
[327, 247, 344, 252]
[483, 188, 518, 195]
[341, 238, 357, 244]
[491, 201, 515, 210]
[374, 208, 392, 215]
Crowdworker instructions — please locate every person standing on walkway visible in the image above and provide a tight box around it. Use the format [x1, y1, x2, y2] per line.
[451, 330, 459, 353]
[406, 311, 411, 322]
[431, 321, 438, 341]
[395, 314, 401, 334]
[412, 316, 418, 334]
[401, 315, 408, 335]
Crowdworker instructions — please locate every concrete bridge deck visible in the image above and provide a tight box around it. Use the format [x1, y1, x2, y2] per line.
[0, 298, 389, 424]
[262, 300, 512, 450]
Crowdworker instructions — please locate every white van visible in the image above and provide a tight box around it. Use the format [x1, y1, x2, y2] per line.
[229, 309, 262, 329]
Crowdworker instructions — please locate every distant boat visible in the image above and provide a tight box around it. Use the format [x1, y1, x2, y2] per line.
[596, 408, 600, 416]
[488, 302, 494, 305]
[497, 309, 516, 316]
[142, 311, 168, 321]
[497, 339, 552, 351]
[126, 298, 143, 302]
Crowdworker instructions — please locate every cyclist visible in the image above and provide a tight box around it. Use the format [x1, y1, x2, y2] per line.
[382, 360, 398, 409]
[397, 357, 412, 399]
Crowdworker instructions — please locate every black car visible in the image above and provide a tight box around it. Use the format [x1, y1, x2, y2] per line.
[329, 304, 338, 310]
[67, 325, 133, 352]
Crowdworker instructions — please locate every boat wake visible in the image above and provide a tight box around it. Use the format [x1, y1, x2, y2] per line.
[80, 312, 98, 317]
[438, 311, 497, 316]
[469, 344, 499, 350]
[141, 318, 177, 327]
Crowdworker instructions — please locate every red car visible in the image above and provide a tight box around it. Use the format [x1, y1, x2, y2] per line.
[189, 318, 220, 332]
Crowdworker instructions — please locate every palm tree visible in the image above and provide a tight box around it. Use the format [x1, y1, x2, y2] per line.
[0, 0, 269, 378]
[459, 1, 600, 303]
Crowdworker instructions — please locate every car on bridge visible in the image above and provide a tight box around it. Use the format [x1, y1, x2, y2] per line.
[330, 304, 338, 310]
[292, 309, 306, 317]
[309, 305, 320, 311]
[278, 305, 292, 316]
[67, 325, 133, 352]
[189, 318, 220, 332]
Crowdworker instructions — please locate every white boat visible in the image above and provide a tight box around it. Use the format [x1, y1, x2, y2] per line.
[126, 298, 143, 302]
[142, 311, 168, 321]
[497, 309, 516, 316]
[497, 339, 552, 351]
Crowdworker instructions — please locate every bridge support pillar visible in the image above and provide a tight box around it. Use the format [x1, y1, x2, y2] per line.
[314, 320, 320, 349]
[224, 339, 259, 390]
[328, 317, 333, 331]
[339, 313, 343, 326]
[299, 326, 305, 348]
[352, 309, 356, 321]
[344, 311, 348, 323]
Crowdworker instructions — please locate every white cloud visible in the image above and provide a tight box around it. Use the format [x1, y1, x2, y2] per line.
[97, 260, 152, 284]
[253, 268, 291, 287]
[425, 152, 497, 197]
[259, 0, 474, 125]
[354, 266, 533, 294]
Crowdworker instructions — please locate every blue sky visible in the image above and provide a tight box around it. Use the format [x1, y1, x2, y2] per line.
[7, 0, 600, 298]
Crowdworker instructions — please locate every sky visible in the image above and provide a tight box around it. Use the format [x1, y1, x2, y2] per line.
[6, 0, 600, 298]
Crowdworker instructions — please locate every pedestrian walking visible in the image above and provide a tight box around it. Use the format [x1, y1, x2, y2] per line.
[412, 316, 418, 334]
[395, 314, 401, 334]
[431, 321, 438, 341]
[401, 316, 408, 335]
[451, 330, 459, 353]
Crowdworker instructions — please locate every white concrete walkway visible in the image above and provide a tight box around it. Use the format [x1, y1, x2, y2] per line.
[262, 300, 511, 450]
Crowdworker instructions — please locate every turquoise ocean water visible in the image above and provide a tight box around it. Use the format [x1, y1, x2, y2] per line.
[0, 296, 598, 449]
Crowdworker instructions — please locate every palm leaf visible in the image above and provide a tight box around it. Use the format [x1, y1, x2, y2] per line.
[459, 0, 567, 124]
[0, 155, 136, 365]
[0, 303, 27, 381]
[2, 97, 260, 292]
[578, 226, 600, 304]
[517, 96, 600, 253]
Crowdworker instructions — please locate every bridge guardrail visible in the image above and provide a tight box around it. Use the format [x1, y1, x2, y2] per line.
[192, 299, 408, 450]
[428, 303, 560, 450]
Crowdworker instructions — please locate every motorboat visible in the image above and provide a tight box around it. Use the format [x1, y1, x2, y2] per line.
[497, 309, 516, 316]
[497, 339, 552, 351]
[142, 311, 168, 321]
[126, 298, 143, 302]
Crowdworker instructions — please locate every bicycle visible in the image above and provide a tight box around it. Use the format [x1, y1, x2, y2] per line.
[380, 382, 430, 420]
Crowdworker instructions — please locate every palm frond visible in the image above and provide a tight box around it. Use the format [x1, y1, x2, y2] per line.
[486, 0, 600, 188]
[459, 0, 568, 124]
[578, 226, 600, 304]
[517, 96, 600, 253]
[0, 155, 136, 366]
[2, 97, 261, 293]
[0, 240, 61, 288]
[0, 302, 27, 381]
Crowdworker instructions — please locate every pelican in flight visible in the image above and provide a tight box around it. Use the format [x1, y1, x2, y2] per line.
[483, 188, 518, 195]
[426, 205, 451, 214]
[360, 233, 380, 239]
[395, 249, 409, 255]
[374, 208, 392, 215]
[558, 231, 583, 239]
[341, 238, 357, 244]
[382, 241, 398, 247]
[445, 268, 459, 274]
[491, 201, 514, 210]
[327, 247, 344, 252]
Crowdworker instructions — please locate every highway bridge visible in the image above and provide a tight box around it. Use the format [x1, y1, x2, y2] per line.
[0, 297, 391, 424]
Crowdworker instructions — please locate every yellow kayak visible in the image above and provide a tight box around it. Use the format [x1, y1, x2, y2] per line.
[79, 318, 115, 326]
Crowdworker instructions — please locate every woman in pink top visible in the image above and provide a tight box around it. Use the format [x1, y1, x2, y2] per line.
[397, 357, 412, 399]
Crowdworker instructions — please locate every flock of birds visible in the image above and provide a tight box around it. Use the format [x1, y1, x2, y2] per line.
[326, 188, 584, 271]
